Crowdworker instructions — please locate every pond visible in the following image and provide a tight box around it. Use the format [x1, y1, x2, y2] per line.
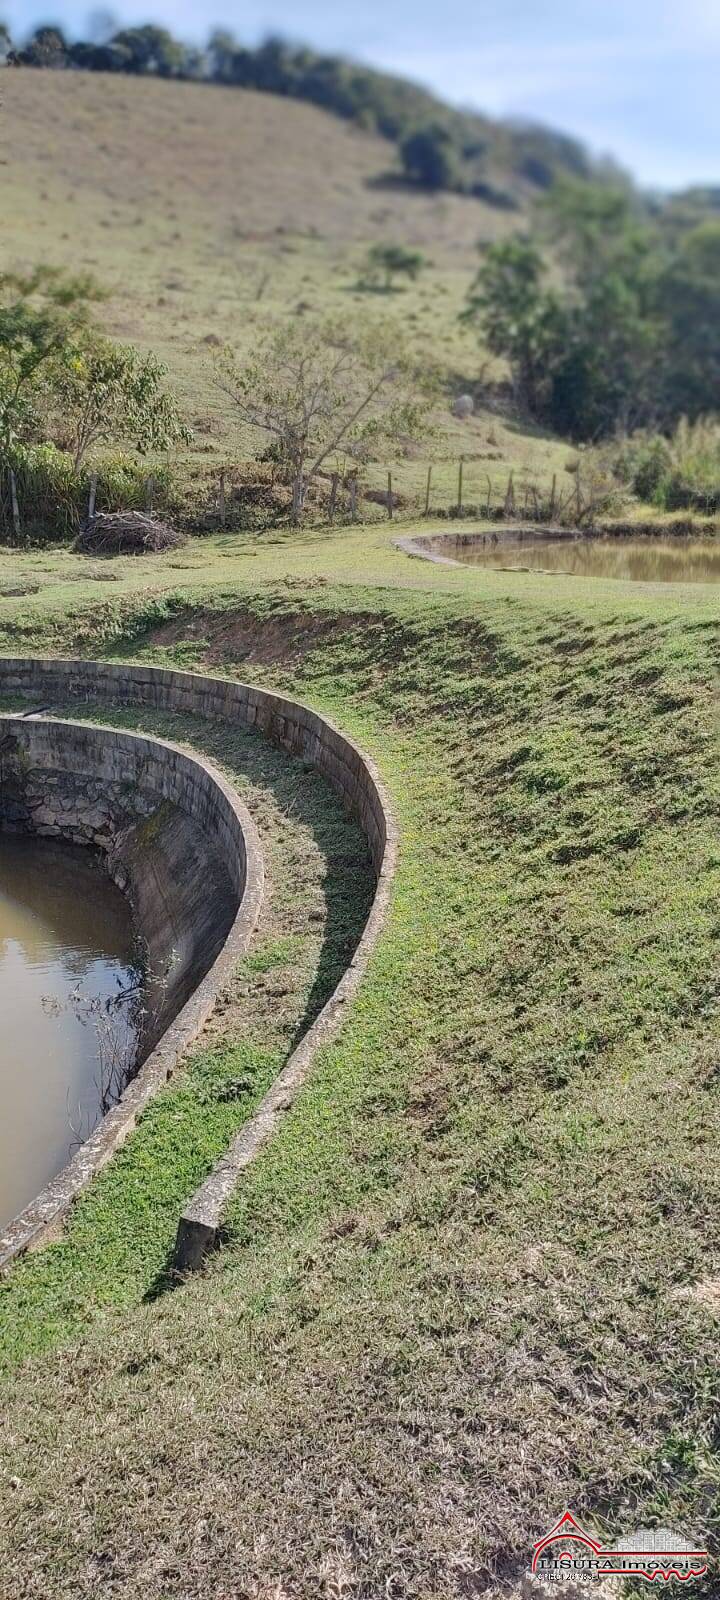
[0, 834, 138, 1231]
[450, 534, 720, 584]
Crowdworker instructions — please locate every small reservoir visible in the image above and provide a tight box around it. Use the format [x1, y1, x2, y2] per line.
[447, 533, 720, 584]
[0, 835, 138, 1231]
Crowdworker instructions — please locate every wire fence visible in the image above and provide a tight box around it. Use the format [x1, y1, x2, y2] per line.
[0, 454, 606, 544]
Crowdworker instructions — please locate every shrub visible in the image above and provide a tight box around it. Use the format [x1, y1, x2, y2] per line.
[358, 244, 427, 292]
[610, 433, 673, 502]
[608, 418, 720, 513]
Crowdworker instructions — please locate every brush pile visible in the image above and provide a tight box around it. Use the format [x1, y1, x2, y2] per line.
[76, 511, 185, 555]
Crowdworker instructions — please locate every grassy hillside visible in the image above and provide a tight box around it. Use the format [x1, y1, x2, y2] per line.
[10, 26, 611, 203]
[4, 69, 574, 512]
[1, 529, 720, 1595]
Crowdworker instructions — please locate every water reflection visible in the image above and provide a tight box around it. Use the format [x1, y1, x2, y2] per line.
[453, 534, 720, 584]
[0, 834, 137, 1230]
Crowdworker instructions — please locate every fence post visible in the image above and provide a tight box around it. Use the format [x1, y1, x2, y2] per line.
[424, 465, 432, 516]
[328, 472, 339, 523]
[9, 470, 20, 544]
[504, 471, 515, 518]
[549, 473, 557, 521]
[87, 473, 98, 525]
[387, 471, 393, 519]
[219, 470, 226, 527]
[485, 475, 492, 519]
[349, 477, 358, 520]
[457, 456, 464, 514]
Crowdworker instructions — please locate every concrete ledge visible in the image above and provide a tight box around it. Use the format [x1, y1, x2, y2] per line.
[394, 534, 463, 566]
[0, 658, 397, 1272]
[0, 716, 264, 1271]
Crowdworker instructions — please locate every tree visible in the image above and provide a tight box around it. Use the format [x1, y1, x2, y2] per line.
[54, 338, 190, 469]
[463, 182, 670, 439]
[0, 268, 101, 456]
[536, 179, 664, 435]
[464, 240, 562, 415]
[360, 244, 427, 292]
[657, 222, 720, 419]
[539, 177, 643, 282]
[547, 270, 662, 438]
[207, 28, 237, 83]
[216, 317, 437, 521]
[108, 26, 187, 76]
[400, 124, 458, 190]
[15, 25, 68, 67]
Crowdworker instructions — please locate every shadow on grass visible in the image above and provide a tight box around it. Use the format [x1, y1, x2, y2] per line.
[60, 698, 375, 1056]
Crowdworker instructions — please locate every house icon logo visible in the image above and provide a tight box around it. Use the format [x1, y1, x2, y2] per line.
[531, 1510, 708, 1584]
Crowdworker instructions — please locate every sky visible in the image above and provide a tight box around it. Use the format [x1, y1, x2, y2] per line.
[6, 0, 719, 190]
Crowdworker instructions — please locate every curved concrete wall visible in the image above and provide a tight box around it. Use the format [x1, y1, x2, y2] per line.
[0, 658, 389, 875]
[0, 715, 264, 1269]
[0, 657, 397, 1272]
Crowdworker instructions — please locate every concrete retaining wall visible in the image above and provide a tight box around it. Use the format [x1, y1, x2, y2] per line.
[0, 714, 264, 1270]
[0, 657, 397, 1272]
[0, 658, 388, 874]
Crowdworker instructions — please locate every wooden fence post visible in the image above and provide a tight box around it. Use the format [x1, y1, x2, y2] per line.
[549, 473, 557, 521]
[87, 473, 98, 525]
[457, 456, 464, 514]
[387, 471, 393, 519]
[219, 470, 226, 527]
[9, 470, 20, 544]
[485, 475, 492, 519]
[424, 465, 432, 516]
[504, 471, 515, 518]
[328, 472, 339, 523]
[349, 477, 358, 520]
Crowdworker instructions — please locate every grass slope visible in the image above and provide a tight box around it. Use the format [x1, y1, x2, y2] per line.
[1, 528, 720, 1596]
[3, 69, 573, 512]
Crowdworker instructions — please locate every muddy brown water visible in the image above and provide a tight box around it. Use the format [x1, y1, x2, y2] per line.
[450, 534, 720, 584]
[0, 834, 138, 1231]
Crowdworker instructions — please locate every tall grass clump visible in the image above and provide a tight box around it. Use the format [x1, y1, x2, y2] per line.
[0, 446, 175, 544]
[611, 417, 720, 513]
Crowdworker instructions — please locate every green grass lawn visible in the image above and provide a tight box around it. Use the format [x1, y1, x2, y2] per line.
[2, 525, 720, 1597]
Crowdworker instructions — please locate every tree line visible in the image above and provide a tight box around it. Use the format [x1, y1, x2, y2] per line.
[4, 20, 611, 202]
